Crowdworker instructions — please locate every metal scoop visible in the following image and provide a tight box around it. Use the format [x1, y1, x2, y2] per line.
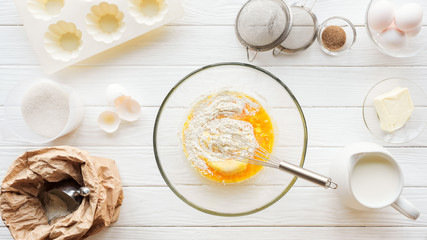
[47, 179, 90, 212]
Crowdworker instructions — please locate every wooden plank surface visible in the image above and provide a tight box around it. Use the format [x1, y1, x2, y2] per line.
[3, 106, 427, 147]
[1, 66, 427, 107]
[1, 0, 427, 239]
[0, 0, 371, 26]
[2, 26, 427, 67]
[1, 147, 427, 187]
[0, 226, 425, 240]
[0, 187, 425, 228]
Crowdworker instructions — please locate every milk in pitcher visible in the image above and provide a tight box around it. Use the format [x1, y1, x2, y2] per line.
[350, 154, 401, 208]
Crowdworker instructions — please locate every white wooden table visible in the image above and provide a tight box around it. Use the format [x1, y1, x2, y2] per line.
[1, 0, 427, 239]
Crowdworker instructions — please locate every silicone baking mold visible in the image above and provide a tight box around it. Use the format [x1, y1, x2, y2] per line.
[28, 0, 64, 20]
[44, 21, 83, 61]
[129, 0, 169, 25]
[86, 2, 126, 43]
[14, 0, 183, 74]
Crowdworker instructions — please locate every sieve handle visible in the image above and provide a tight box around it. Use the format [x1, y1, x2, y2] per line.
[272, 48, 284, 56]
[301, 0, 318, 10]
[278, 161, 337, 189]
[246, 47, 259, 62]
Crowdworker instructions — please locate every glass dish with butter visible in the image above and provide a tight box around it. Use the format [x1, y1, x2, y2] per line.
[363, 77, 427, 143]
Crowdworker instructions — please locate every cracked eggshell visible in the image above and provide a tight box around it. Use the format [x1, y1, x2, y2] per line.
[98, 110, 121, 133]
[86, 2, 127, 43]
[115, 96, 142, 122]
[44, 21, 83, 61]
[129, 0, 168, 25]
[28, 0, 65, 20]
[106, 84, 129, 105]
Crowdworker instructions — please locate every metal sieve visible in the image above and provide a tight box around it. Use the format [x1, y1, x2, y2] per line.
[273, 4, 318, 55]
[235, 0, 293, 61]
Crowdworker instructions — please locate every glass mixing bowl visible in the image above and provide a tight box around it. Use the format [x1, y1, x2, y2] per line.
[366, 0, 427, 57]
[153, 63, 308, 216]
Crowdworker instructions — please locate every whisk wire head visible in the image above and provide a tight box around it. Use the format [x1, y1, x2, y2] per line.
[227, 152, 279, 168]
[219, 135, 280, 168]
[217, 135, 338, 190]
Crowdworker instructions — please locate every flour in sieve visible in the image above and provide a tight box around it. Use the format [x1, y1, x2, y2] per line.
[237, 0, 288, 46]
[182, 91, 259, 171]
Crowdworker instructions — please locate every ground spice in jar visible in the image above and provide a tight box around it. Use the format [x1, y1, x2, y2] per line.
[321, 26, 346, 51]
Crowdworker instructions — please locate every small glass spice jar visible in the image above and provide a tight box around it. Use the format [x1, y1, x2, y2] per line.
[317, 16, 357, 56]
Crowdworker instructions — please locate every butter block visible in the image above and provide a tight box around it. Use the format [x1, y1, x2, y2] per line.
[207, 160, 248, 176]
[374, 87, 414, 132]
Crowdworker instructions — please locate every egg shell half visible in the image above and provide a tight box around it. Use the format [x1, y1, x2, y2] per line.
[106, 84, 129, 105]
[115, 96, 142, 122]
[98, 110, 121, 133]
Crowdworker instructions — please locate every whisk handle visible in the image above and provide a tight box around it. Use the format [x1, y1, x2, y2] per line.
[278, 162, 337, 189]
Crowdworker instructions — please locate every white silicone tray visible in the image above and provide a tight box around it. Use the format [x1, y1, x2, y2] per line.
[14, 0, 183, 74]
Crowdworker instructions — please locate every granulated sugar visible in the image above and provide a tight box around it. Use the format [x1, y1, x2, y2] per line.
[21, 81, 70, 138]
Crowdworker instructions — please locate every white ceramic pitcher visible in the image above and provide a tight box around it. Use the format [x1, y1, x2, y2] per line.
[330, 142, 420, 220]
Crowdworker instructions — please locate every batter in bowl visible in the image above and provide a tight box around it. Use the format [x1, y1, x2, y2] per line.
[182, 90, 274, 183]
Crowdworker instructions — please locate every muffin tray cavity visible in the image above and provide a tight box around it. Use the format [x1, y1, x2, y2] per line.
[28, 0, 65, 20]
[45, 21, 83, 61]
[129, 0, 169, 25]
[14, 0, 183, 74]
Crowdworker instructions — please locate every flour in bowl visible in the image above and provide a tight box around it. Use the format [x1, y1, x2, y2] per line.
[182, 90, 274, 183]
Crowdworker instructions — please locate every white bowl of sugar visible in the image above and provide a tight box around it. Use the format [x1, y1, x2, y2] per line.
[4, 79, 84, 143]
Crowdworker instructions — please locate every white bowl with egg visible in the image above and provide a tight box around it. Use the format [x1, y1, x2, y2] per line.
[366, 0, 427, 57]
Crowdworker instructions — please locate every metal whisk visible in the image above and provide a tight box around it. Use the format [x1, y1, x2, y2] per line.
[221, 138, 338, 189]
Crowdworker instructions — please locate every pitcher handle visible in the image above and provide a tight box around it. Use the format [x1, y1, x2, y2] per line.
[391, 196, 420, 220]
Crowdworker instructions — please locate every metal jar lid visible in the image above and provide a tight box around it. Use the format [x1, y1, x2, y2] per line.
[235, 0, 292, 61]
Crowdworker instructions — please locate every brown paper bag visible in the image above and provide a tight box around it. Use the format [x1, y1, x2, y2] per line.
[0, 146, 124, 240]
